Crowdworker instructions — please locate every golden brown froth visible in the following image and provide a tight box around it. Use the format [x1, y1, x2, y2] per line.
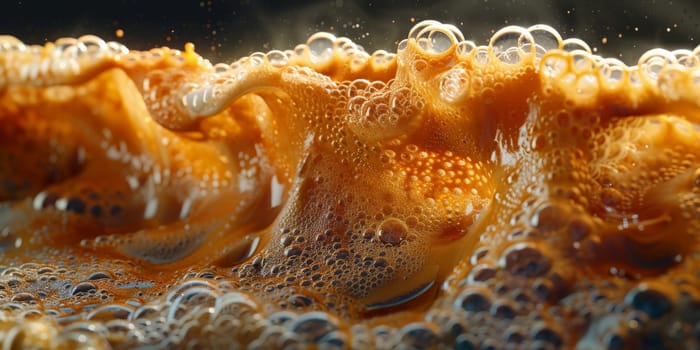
[0, 21, 699, 349]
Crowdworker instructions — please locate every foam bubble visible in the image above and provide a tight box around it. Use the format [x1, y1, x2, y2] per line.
[439, 65, 470, 103]
[306, 33, 336, 64]
[265, 50, 289, 67]
[561, 38, 592, 53]
[456, 40, 477, 58]
[489, 26, 534, 64]
[377, 217, 409, 246]
[638, 48, 676, 83]
[598, 58, 627, 88]
[526, 24, 563, 59]
[0, 35, 26, 52]
[498, 243, 551, 278]
[415, 25, 460, 55]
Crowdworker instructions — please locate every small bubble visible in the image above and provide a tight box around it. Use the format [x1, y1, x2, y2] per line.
[490, 300, 517, 319]
[530, 202, 568, 231]
[469, 264, 497, 282]
[284, 246, 302, 257]
[11, 292, 35, 303]
[455, 289, 492, 313]
[377, 218, 409, 246]
[624, 284, 672, 319]
[288, 294, 313, 307]
[70, 282, 97, 296]
[307, 33, 336, 64]
[290, 311, 339, 342]
[87, 272, 113, 280]
[500, 243, 551, 277]
[532, 324, 563, 347]
[65, 197, 86, 214]
[398, 322, 438, 348]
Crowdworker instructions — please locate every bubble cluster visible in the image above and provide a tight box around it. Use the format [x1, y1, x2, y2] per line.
[0, 20, 699, 349]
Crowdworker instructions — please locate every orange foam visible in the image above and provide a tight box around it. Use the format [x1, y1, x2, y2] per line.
[0, 21, 699, 348]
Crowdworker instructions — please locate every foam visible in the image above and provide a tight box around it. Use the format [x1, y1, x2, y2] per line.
[0, 20, 699, 349]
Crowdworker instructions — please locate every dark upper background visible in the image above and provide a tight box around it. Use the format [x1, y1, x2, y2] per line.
[0, 0, 698, 64]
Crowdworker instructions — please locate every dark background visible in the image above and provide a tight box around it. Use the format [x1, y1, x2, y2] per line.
[1, 0, 698, 64]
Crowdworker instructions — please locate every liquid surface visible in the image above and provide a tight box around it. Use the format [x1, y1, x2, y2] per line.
[0, 21, 699, 349]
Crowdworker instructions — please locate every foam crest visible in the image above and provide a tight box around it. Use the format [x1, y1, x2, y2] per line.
[4, 22, 699, 127]
[0, 36, 131, 88]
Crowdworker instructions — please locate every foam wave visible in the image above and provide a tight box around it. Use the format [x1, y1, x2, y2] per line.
[0, 20, 699, 349]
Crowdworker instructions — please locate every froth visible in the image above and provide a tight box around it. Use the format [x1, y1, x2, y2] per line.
[0, 20, 699, 350]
